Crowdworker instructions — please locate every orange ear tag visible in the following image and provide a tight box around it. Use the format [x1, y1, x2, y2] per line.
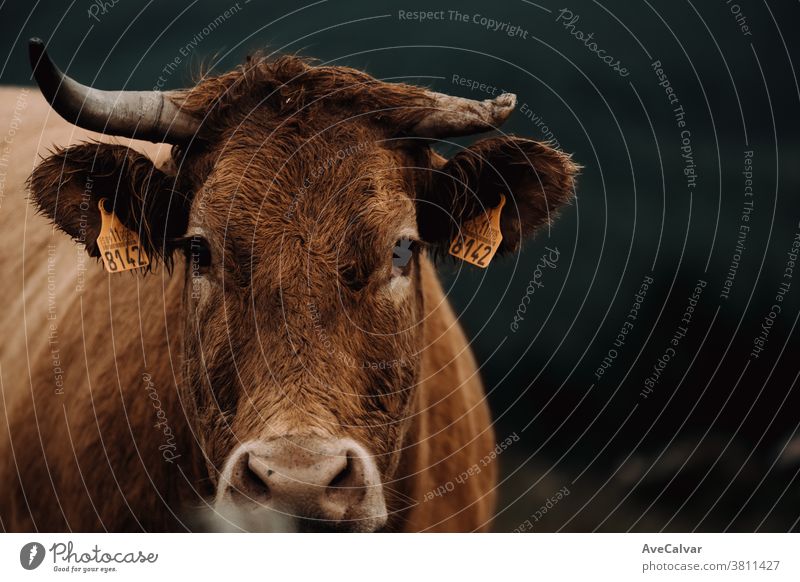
[449, 194, 506, 268]
[96, 199, 150, 273]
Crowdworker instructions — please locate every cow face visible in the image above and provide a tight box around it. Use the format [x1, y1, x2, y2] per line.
[28, 54, 578, 531]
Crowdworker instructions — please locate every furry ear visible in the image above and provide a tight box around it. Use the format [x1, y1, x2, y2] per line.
[416, 136, 578, 257]
[28, 142, 191, 267]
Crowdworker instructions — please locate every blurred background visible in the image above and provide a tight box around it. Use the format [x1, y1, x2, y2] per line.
[1, 0, 798, 531]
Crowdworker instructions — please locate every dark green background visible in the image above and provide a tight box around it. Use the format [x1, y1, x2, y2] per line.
[2, 0, 799, 531]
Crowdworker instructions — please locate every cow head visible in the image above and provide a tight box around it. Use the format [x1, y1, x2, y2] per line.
[26, 40, 578, 531]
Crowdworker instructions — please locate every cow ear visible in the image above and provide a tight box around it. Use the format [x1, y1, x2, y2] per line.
[416, 136, 578, 258]
[28, 142, 191, 268]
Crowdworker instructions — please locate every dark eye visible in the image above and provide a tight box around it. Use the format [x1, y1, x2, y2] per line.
[184, 235, 212, 273]
[392, 237, 417, 278]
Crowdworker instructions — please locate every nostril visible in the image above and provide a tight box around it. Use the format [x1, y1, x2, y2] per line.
[217, 439, 386, 531]
[228, 453, 271, 504]
[244, 463, 271, 498]
[325, 452, 366, 504]
[327, 453, 354, 490]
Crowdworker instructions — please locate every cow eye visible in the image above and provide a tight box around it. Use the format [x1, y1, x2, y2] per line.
[184, 235, 212, 273]
[391, 237, 417, 278]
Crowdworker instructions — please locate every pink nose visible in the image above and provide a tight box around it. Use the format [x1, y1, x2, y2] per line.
[216, 436, 387, 532]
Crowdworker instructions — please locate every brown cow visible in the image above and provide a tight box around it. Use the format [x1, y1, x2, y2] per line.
[0, 40, 577, 532]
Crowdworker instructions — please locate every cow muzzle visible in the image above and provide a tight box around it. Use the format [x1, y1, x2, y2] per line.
[214, 436, 388, 532]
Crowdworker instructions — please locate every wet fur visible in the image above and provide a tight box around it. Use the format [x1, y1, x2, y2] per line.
[0, 54, 576, 532]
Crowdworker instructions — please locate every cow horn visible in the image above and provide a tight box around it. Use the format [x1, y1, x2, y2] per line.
[410, 91, 517, 138]
[28, 38, 201, 143]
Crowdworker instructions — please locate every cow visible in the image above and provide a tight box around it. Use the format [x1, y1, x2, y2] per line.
[0, 39, 577, 532]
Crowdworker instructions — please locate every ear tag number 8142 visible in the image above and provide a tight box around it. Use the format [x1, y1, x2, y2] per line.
[449, 194, 506, 268]
[96, 198, 150, 273]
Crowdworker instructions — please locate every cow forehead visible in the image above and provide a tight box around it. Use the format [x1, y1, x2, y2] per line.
[196, 118, 405, 203]
[186, 128, 416, 274]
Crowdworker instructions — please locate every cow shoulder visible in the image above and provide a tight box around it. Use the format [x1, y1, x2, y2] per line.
[398, 256, 496, 532]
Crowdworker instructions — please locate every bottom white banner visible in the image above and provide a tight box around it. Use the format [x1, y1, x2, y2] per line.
[0, 533, 796, 581]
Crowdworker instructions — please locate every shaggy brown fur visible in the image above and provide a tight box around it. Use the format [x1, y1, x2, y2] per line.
[0, 53, 577, 532]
